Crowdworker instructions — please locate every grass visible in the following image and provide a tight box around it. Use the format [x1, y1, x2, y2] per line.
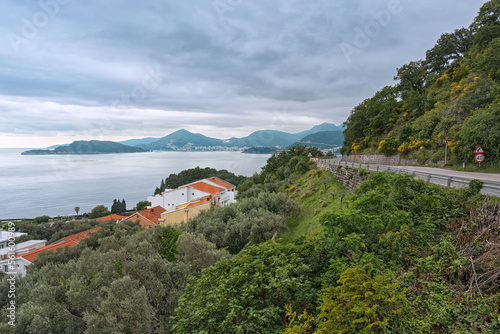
[280, 169, 352, 243]
[448, 163, 500, 173]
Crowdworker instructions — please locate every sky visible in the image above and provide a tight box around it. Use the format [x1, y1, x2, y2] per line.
[0, 0, 489, 148]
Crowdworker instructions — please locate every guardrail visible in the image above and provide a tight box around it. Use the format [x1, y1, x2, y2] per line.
[318, 159, 500, 196]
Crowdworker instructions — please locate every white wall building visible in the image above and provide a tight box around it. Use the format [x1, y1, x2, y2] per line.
[147, 177, 238, 211]
[0, 239, 46, 277]
[148, 186, 212, 212]
[0, 230, 26, 249]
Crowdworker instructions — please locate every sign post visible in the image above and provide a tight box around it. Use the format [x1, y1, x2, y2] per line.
[474, 146, 486, 167]
[443, 139, 452, 165]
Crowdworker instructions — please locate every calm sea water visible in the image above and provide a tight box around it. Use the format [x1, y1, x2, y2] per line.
[0, 149, 270, 219]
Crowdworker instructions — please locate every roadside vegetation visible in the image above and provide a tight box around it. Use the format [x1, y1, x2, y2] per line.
[341, 0, 500, 169]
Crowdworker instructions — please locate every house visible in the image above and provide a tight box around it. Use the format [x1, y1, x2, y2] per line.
[147, 177, 237, 211]
[0, 227, 100, 277]
[95, 214, 128, 223]
[160, 195, 212, 226]
[0, 230, 27, 249]
[0, 239, 46, 260]
[122, 206, 166, 229]
[144, 177, 237, 227]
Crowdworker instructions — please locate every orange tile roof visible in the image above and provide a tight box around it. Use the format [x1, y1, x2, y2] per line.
[19, 227, 101, 263]
[186, 182, 225, 196]
[95, 214, 127, 222]
[206, 177, 235, 189]
[187, 195, 212, 207]
[133, 206, 166, 225]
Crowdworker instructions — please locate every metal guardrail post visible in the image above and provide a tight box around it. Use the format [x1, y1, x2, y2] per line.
[447, 178, 451, 187]
[427, 174, 431, 182]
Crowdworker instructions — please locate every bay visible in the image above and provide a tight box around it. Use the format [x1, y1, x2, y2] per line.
[0, 148, 270, 219]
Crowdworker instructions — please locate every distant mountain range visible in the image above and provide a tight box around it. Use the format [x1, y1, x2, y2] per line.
[23, 141, 146, 155]
[43, 123, 344, 152]
[289, 130, 345, 150]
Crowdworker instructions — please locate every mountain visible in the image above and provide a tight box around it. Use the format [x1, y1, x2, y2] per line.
[119, 137, 161, 147]
[295, 123, 344, 139]
[47, 143, 70, 149]
[40, 123, 344, 153]
[22, 140, 146, 155]
[137, 129, 226, 150]
[341, 1, 500, 165]
[289, 130, 344, 149]
[226, 130, 299, 147]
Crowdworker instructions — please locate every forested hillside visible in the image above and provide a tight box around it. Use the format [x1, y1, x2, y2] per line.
[2, 145, 499, 333]
[342, 0, 500, 166]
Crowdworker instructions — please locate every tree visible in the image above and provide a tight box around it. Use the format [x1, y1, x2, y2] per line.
[471, 0, 500, 48]
[89, 205, 110, 219]
[74, 206, 80, 216]
[111, 199, 119, 214]
[425, 28, 473, 73]
[315, 265, 407, 334]
[136, 201, 151, 210]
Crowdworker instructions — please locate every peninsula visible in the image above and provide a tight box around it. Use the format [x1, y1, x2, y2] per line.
[21, 140, 147, 155]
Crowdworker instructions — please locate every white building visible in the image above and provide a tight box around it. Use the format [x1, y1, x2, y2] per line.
[147, 176, 237, 211]
[0, 230, 26, 249]
[0, 239, 46, 276]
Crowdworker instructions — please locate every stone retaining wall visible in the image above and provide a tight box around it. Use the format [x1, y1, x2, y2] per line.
[313, 159, 370, 192]
[341, 154, 445, 166]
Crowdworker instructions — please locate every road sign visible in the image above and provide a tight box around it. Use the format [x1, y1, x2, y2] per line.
[443, 139, 452, 144]
[474, 146, 485, 154]
[475, 154, 485, 163]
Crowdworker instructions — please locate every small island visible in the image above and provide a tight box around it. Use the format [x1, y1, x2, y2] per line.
[22, 140, 147, 155]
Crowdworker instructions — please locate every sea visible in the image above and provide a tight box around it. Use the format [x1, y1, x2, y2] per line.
[0, 148, 271, 220]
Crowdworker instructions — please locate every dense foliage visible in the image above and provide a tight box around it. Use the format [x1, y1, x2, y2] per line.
[182, 191, 298, 254]
[16, 220, 101, 244]
[154, 166, 247, 195]
[342, 0, 500, 166]
[4, 142, 500, 333]
[0, 223, 230, 333]
[172, 170, 500, 333]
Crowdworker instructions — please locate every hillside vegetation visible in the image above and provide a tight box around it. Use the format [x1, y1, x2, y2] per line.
[342, 0, 500, 166]
[3, 146, 500, 333]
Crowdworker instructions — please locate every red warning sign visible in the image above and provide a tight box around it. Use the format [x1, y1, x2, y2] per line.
[474, 146, 485, 154]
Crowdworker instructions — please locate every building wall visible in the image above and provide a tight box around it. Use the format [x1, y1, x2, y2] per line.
[0, 240, 46, 260]
[147, 187, 210, 211]
[0, 257, 32, 277]
[160, 201, 212, 226]
[219, 191, 237, 207]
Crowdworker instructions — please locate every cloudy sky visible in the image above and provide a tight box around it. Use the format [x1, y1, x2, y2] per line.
[0, 0, 488, 148]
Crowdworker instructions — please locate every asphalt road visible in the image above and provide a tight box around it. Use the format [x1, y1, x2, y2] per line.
[392, 165, 500, 184]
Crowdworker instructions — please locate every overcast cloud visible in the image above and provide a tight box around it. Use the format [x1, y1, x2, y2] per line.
[0, 0, 488, 147]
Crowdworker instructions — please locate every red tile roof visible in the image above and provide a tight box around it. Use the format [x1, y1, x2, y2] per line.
[206, 177, 235, 189]
[186, 182, 225, 196]
[19, 227, 101, 263]
[95, 214, 127, 222]
[128, 206, 166, 225]
[187, 195, 212, 207]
